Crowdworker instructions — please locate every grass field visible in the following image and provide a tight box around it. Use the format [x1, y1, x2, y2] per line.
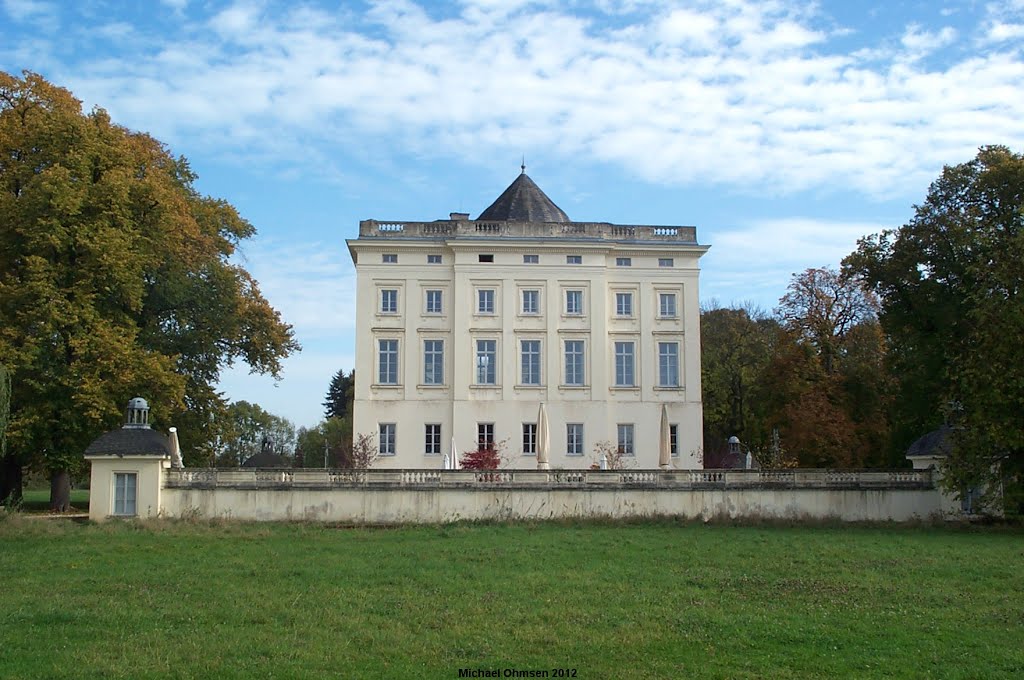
[0, 517, 1021, 679]
[15, 488, 90, 513]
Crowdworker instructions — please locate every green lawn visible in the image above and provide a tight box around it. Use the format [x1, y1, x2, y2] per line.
[0, 518, 1021, 679]
[16, 488, 90, 513]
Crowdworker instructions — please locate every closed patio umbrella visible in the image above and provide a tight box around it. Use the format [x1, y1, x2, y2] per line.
[537, 403, 550, 470]
[659, 404, 671, 470]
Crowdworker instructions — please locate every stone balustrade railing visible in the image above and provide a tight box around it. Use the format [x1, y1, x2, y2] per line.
[358, 219, 699, 244]
[165, 468, 934, 490]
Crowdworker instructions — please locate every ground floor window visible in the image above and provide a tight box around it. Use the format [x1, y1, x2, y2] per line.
[617, 423, 635, 455]
[567, 423, 584, 456]
[522, 423, 537, 455]
[379, 423, 396, 456]
[477, 423, 495, 450]
[670, 424, 679, 457]
[113, 472, 137, 516]
[425, 424, 441, 455]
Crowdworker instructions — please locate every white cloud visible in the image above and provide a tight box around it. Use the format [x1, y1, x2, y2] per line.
[2, 0, 51, 21]
[232, 238, 357, 340]
[700, 217, 889, 307]
[8, 1, 1024, 200]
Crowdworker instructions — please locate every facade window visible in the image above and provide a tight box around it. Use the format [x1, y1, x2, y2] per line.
[424, 339, 444, 385]
[615, 292, 633, 317]
[616, 257, 632, 267]
[670, 424, 678, 457]
[380, 289, 398, 314]
[425, 289, 443, 314]
[658, 342, 680, 387]
[614, 341, 635, 387]
[478, 289, 495, 314]
[522, 423, 537, 455]
[523, 254, 539, 264]
[476, 339, 497, 385]
[378, 339, 399, 384]
[113, 472, 137, 516]
[382, 253, 398, 263]
[659, 293, 677, 318]
[566, 423, 584, 456]
[567, 255, 582, 265]
[522, 289, 540, 315]
[564, 340, 585, 386]
[565, 290, 583, 315]
[425, 424, 441, 455]
[521, 340, 541, 385]
[477, 423, 495, 450]
[617, 424, 635, 456]
[479, 254, 494, 263]
[379, 423, 396, 456]
[427, 254, 442, 264]
[658, 258, 674, 267]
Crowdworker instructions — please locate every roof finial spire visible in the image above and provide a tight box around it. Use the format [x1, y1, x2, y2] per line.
[521, 156, 526, 174]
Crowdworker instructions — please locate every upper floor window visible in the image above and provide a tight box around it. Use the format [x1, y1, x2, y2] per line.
[565, 290, 583, 316]
[382, 253, 398, 263]
[523, 254, 539, 264]
[615, 292, 633, 317]
[479, 254, 494, 263]
[424, 339, 444, 385]
[380, 289, 398, 314]
[522, 289, 540, 315]
[425, 289, 443, 314]
[378, 339, 399, 384]
[614, 341, 635, 387]
[427, 254, 442, 264]
[567, 255, 582, 265]
[564, 340, 585, 386]
[659, 293, 677, 318]
[521, 340, 541, 385]
[616, 257, 631, 267]
[658, 342, 680, 387]
[478, 289, 495, 314]
[476, 339, 497, 385]
[658, 258, 674, 268]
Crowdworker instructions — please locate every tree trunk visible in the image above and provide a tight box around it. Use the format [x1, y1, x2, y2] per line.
[0, 455, 23, 506]
[49, 469, 71, 512]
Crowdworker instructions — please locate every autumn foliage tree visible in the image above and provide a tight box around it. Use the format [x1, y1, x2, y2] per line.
[0, 71, 298, 508]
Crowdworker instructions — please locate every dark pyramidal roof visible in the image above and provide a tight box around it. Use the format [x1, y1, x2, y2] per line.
[477, 172, 570, 223]
[84, 427, 171, 457]
[242, 451, 291, 468]
[906, 424, 954, 458]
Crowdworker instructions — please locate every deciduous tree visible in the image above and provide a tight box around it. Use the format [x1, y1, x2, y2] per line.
[0, 71, 298, 507]
[845, 145, 1024, 512]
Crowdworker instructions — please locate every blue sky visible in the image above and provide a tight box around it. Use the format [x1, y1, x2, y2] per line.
[2, 0, 1023, 428]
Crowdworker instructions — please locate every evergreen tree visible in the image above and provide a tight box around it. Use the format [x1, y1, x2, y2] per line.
[323, 368, 355, 420]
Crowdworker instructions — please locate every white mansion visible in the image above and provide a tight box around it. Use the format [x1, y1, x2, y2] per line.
[347, 171, 709, 469]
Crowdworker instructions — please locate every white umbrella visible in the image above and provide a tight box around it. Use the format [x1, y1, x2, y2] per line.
[659, 404, 671, 470]
[168, 427, 184, 468]
[537, 403, 551, 470]
[451, 436, 460, 470]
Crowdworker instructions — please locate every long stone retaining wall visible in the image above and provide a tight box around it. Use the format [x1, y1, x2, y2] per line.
[146, 468, 955, 523]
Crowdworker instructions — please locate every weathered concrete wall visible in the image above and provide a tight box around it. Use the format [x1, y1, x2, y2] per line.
[152, 469, 950, 523]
